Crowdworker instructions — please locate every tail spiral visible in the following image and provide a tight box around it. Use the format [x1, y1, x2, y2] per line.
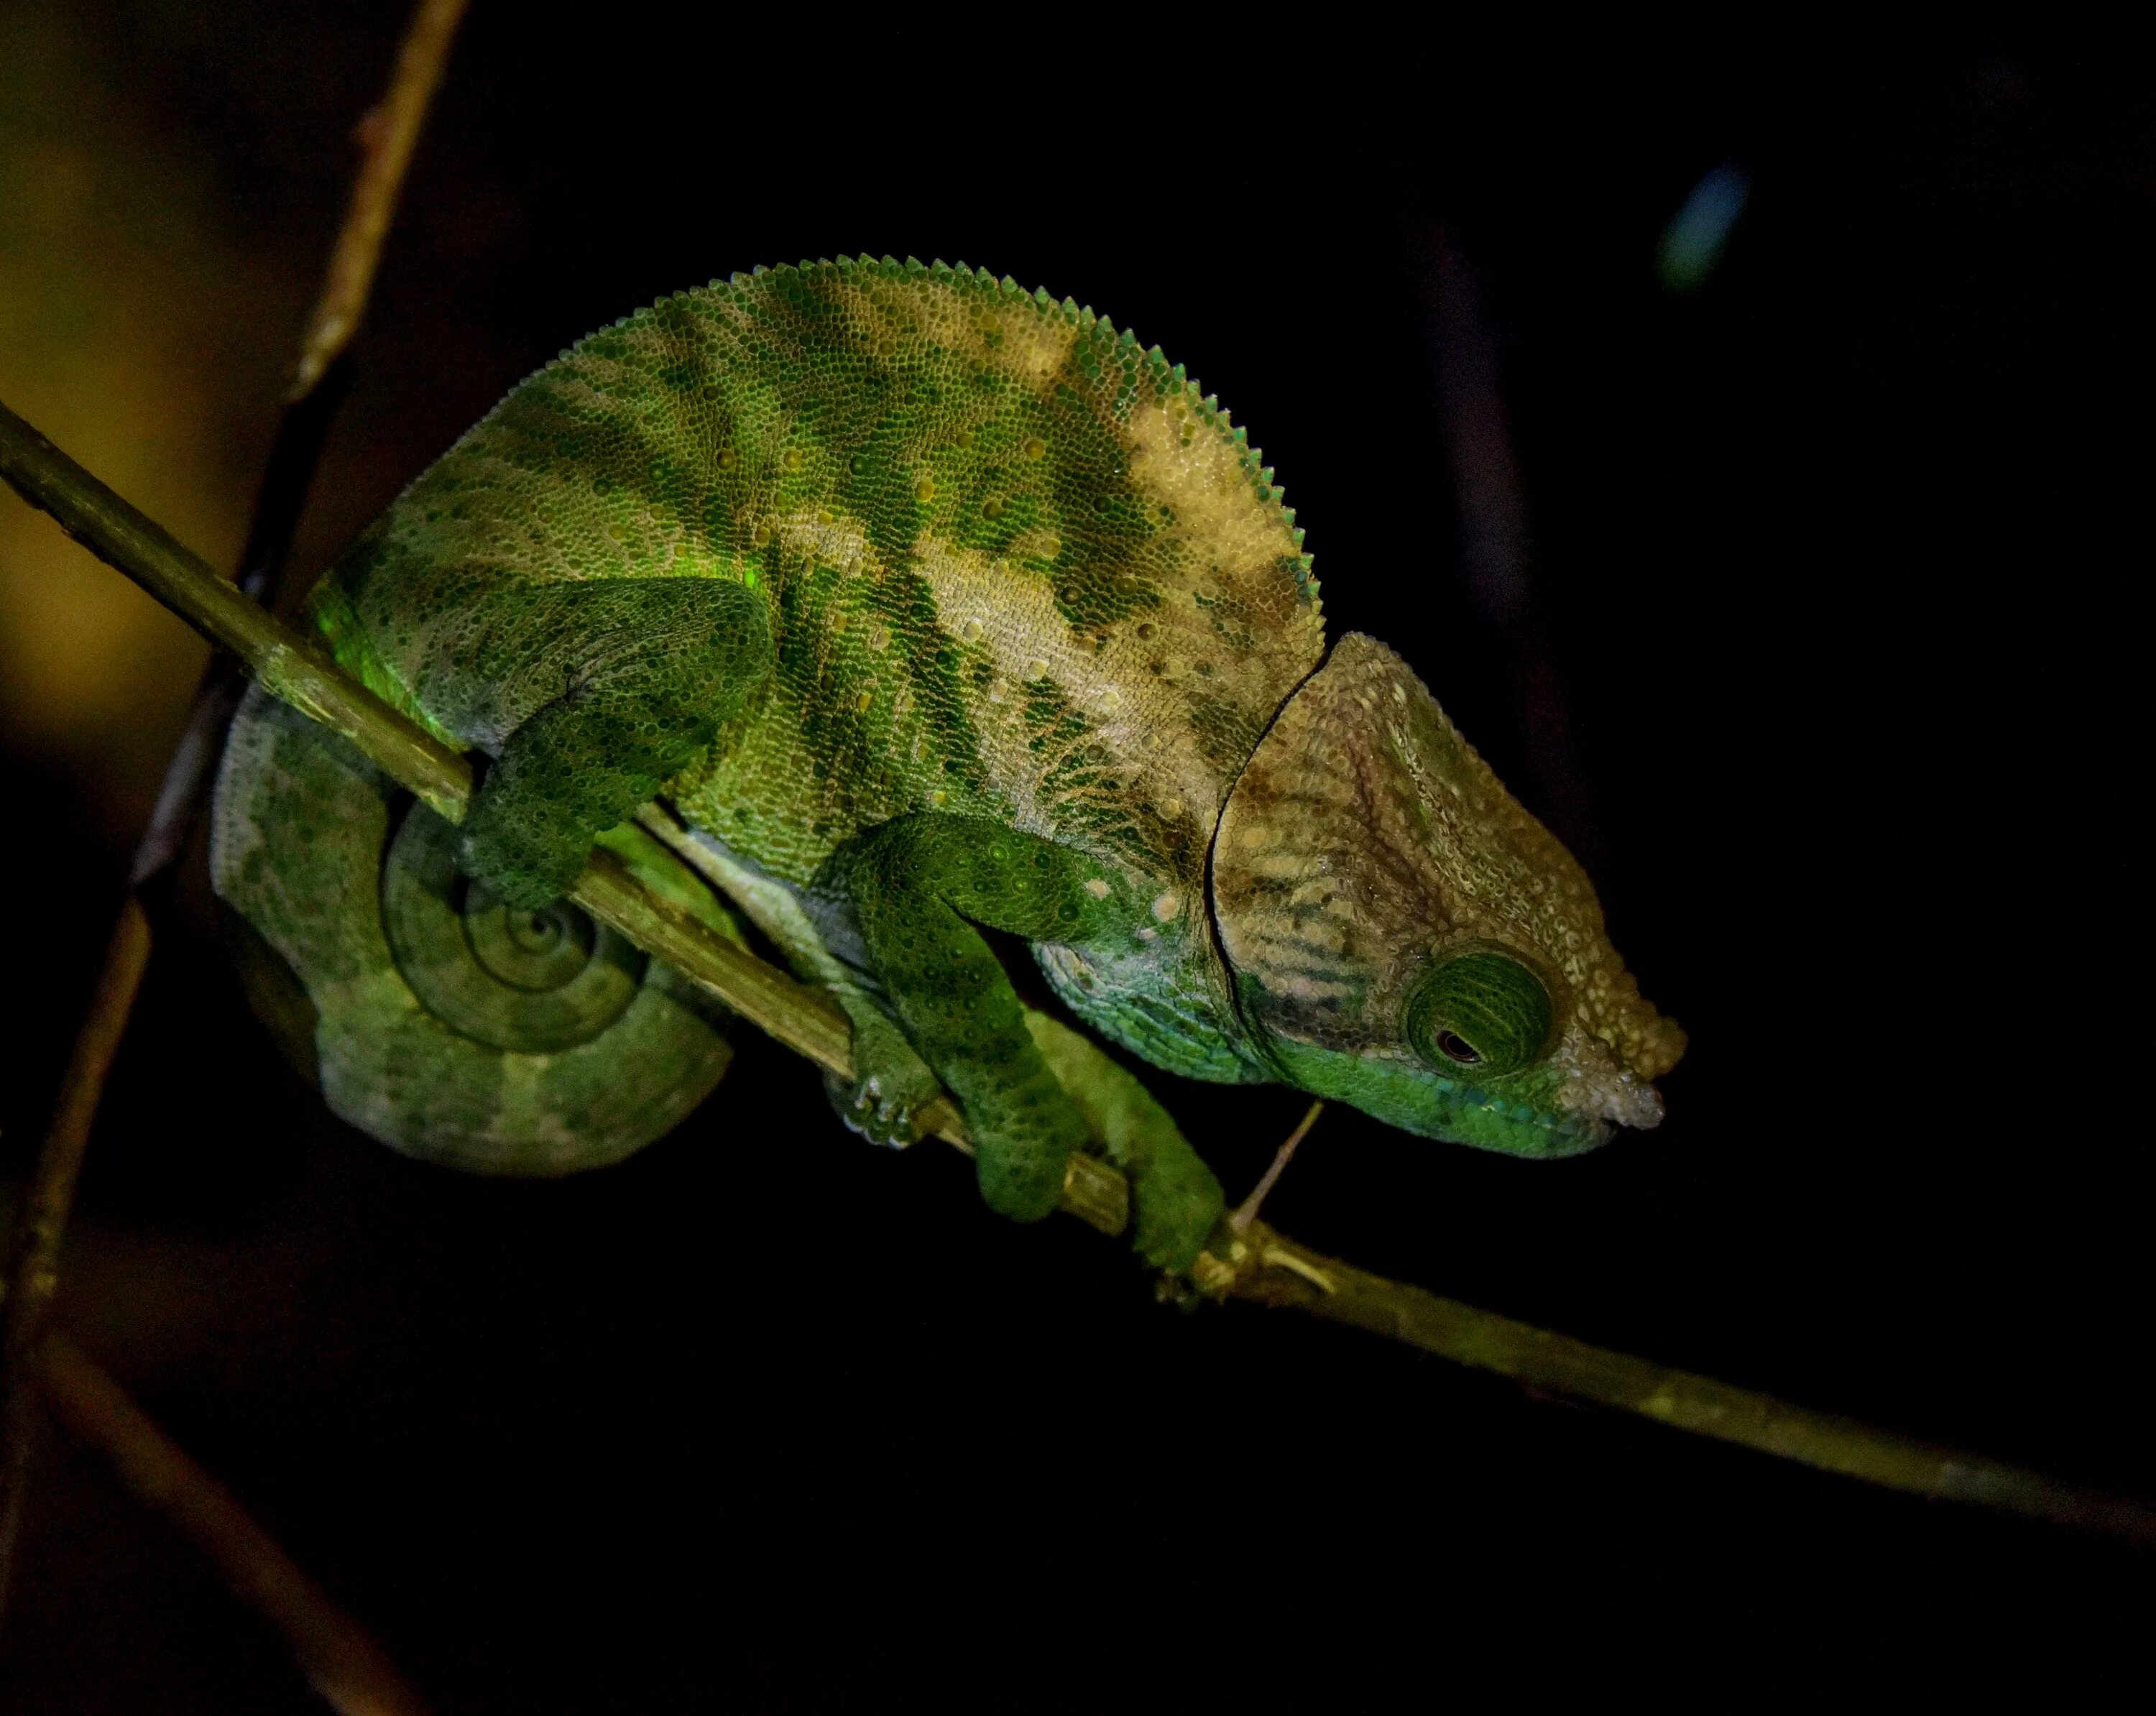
[211, 686, 734, 1173]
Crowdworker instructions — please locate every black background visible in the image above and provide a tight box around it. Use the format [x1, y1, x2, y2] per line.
[1, 10, 2149, 1710]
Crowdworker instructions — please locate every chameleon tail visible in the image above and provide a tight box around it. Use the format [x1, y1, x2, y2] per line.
[210, 685, 735, 1173]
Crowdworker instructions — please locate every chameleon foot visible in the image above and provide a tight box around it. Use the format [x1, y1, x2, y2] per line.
[822, 1004, 943, 1150]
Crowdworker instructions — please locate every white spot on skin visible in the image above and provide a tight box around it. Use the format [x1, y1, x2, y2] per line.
[1025, 658, 1049, 680]
[1151, 892, 1180, 923]
[1136, 926, 1158, 942]
[959, 617, 985, 644]
[1084, 878, 1110, 900]
[1100, 688, 1122, 711]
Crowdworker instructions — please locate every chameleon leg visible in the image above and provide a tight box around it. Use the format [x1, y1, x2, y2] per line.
[825, 816, 1223, 1264]
[1021, 1007, 1225, 1270]
[461, 579, 772, 909]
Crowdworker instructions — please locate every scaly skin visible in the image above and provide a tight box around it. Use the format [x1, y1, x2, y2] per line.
[213, 257, 1684, 1270]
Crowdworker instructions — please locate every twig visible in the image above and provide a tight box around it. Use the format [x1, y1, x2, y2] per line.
[1212, 1222, 2156, 1545]
[37, 1331, 431, 1716]
[0, 901, 152, 1616]
[4, 399, 2152, 1552]
[1230, 1099, 1323, 1233]
[290, 0, 470, 402]
[0, 0, 464, 1678]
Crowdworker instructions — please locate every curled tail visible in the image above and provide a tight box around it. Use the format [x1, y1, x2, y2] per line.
[211, 685, 735, 1174]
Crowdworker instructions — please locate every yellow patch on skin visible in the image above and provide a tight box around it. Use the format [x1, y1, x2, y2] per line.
[953, 290, 1077, 392]
[1151, 892, 1180, 922]
[910, 530, 1227, 856]
[770, 505, 872, 574]
[1122, 393, 1296, 586]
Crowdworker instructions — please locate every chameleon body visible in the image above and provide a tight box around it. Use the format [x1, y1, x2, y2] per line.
[212, 257, 1685, 1269]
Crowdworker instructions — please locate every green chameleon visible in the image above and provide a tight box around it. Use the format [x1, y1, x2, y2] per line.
[211, 257, 1685, 1270]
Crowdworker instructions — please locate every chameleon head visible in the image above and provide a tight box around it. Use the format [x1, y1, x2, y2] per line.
[1212, 634, 1685, 1158]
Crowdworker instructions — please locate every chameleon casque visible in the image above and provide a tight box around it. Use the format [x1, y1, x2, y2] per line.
[211, 257, 1685, 1270]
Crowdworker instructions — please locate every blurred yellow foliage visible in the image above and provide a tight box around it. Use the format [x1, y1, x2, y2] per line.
[0, 6, 295, 843]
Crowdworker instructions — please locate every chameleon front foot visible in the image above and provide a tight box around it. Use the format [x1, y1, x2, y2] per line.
[822, 1007, 944, 1150]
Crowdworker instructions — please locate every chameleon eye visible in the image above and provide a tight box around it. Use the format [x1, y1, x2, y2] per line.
[1405, 951, 1555, 1076]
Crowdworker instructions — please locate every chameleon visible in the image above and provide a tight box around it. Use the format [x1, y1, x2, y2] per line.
[211, 256, 1686, 1271]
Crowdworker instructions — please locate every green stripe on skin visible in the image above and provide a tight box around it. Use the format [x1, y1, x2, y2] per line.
[1256, 1024, 1605, 1161]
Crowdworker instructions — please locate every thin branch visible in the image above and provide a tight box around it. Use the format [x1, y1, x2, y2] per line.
[0, 0, 465, 1678]
[36, 1332, 431, 1716]
[1230, 1099, 1323, 1233]
[1211, 1223, 2156, 1545]
[0, 900, 152, 1616]
[290, 0, 469, 402]
[4, 397, 2152, 1552]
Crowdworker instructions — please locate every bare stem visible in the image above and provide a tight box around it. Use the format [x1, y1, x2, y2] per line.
[0, 0, 466, 1683]
[1210, 1222, 2156, 1546]
[4, 397, 2152, 1551]
[290, 0, 470, 401]
[37, 1332, 432, 1716]
[0, 900, 152, 1616]
[1230, 1099, 1323, 1233]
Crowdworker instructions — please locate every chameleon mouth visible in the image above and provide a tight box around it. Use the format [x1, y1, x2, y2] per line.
[1547, 1025, 1667, 1133]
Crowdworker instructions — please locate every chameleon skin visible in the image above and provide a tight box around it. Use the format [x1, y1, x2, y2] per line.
[213, 257, 1682, 1267]
[213, 688, 739, 1173]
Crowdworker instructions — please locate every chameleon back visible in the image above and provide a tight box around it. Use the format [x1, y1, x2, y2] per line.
[216, 260, 1325, 1168]
[323, 257, 1322, 887]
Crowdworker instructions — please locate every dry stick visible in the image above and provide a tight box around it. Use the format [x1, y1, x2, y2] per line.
[0, 0, 465, 1685]
[4, 403, 2153, 1554]
[30, 1330, 431, 1716]
[290, 0, 471, 403]
[0, 903, 152, 1615]
[1230, 1099, 1324, 1233]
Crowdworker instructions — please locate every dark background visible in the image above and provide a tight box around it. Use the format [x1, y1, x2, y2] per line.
[1, 8, 2149, 1710]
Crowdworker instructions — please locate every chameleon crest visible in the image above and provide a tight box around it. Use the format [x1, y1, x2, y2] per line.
[213, 257, 1681, 1268]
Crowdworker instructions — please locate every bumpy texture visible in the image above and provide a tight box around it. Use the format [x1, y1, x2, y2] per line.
[1215, 634, 1684, 1155]
[213, 688, 737, 1172]
[213, 257, 1682, 1260]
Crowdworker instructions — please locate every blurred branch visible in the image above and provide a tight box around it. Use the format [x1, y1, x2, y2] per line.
[291, 0, 469, 402]
[9, 399, 2153, 1553]
[0, 899, 150, 1616]
[33, 1330, 431, 1715]
[0, 0, 465, 1687]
